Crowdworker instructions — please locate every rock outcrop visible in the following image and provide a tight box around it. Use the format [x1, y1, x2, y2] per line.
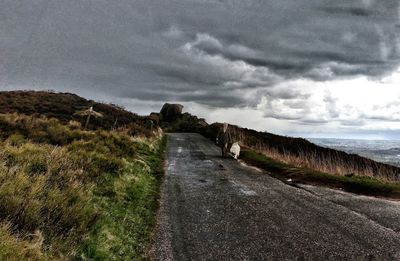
[160, 103, 183, 122]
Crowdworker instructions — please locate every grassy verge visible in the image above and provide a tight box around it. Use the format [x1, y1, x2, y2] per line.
[240, 149, 400, 199]
[0, 114, 166, 260]
[79, 136, 166, 260]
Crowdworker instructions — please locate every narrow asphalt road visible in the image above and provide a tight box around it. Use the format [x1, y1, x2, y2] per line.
[152, 133, 400, 260]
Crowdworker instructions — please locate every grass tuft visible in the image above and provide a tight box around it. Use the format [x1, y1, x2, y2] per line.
[240, 150, 400, 199]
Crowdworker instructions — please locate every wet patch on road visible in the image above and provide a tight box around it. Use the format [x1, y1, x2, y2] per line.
[229, 180, 257, 196]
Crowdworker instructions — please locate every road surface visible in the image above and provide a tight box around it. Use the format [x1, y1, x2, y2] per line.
[152, 133, 400, 260]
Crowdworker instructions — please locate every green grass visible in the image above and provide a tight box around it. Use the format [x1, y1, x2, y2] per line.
[240, 150, 400, 198]
[0, 114, 166, 260]
[79, 137, 166, 260]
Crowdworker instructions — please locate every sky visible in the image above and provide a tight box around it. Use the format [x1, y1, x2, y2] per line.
[1, 0, 400, 139]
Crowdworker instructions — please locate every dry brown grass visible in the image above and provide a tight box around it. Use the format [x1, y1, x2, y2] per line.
[0, 222, 46, 261]
[201, 124, 400, 182]
[255, 144, 398, 182]
[0, 113, 165, 259]
[0, 140, 95, 259]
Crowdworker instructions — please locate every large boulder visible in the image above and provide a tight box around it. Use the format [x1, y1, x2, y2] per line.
[160, 103, 183, 122]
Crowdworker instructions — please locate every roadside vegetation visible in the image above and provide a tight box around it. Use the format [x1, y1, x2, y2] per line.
[240, 149, 400, 199]
[0, 113, 165, 260]
[198, 124, 400, 183]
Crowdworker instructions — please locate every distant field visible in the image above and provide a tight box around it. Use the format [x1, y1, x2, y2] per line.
[0, 113, 165, 260]
[310, 138, 400, 167]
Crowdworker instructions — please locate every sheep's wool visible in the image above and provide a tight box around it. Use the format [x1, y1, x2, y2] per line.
[230, 142, 240, 159]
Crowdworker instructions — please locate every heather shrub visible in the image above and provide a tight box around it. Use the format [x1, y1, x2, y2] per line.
[0, 114, 85, 145]
[0, 90, 153, 131]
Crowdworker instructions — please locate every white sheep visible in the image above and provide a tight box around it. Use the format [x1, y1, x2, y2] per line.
[230, 142, 241, 159]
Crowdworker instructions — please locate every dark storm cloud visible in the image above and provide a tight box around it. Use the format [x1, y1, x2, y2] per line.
[321, 7, 372, 17]
[0, 0, 399, 111]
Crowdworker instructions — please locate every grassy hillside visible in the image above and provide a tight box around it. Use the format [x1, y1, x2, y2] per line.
[0, 90, 154, 133]
[0, 113, 165, 260]
[218, 124, 400, 182]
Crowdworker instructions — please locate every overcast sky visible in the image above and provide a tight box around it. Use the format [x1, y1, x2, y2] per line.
[1, 0, 400, 139]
